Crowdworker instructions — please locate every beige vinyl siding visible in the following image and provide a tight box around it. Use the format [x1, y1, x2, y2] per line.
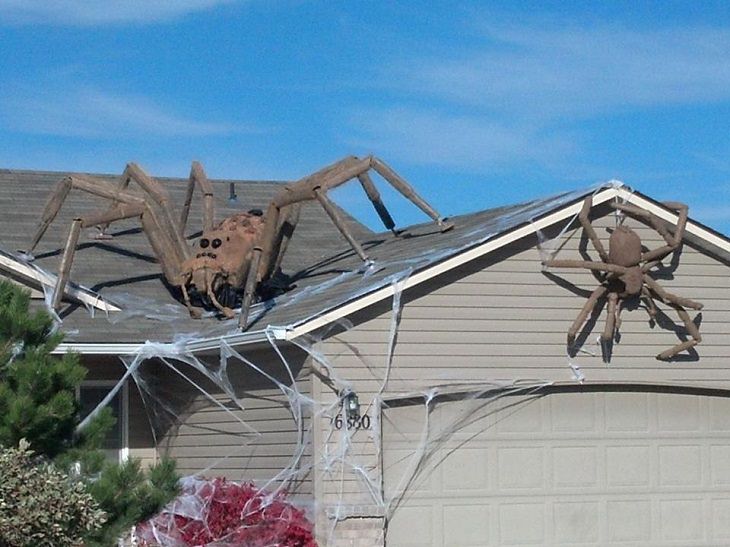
[82, 346, 314, 496]
[155, 344, 314, 497]
[312, 207, 730, 543]
[322, 212, 730, 383]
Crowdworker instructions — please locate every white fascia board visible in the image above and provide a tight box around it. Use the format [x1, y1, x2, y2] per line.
[280, 186, 622, 341]
[185, 329, 273, 352]
[53, 329, 274, 355]
[54, 185, 730, 356]
[0, 253, 120, 312]
[52, 342, 143, 355]
[282, 187, 730, 341]
[614, 187, 730, 254]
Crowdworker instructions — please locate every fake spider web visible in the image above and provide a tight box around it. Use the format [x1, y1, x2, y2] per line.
[17, 181, 630, 546]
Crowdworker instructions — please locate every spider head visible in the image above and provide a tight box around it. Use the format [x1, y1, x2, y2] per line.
[179, 212, 266, 313]
[179, 251, 231, 313]
[617, 266, 643, 297]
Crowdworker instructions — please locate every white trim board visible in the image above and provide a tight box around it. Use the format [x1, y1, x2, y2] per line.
[0, 250, 120, 312]
[283, 186, 620, 340]
[280, 187, 730, 341]
[55, 185, 730, 356]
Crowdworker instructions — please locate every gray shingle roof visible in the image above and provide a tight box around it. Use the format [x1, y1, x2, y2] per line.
[5, 170, 722, 349]
[0, 167, 372, 344]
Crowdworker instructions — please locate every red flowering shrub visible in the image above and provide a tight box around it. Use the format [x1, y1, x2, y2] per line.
[135, 477, 317, 546]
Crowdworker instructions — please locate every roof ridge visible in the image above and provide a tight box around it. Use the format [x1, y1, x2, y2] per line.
[0, 167, 289, 186]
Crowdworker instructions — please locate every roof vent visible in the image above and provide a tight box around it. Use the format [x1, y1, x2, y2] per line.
[228, 182, 238, 204]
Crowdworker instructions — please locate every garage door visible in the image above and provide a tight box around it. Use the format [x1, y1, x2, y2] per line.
[383, 387, 730, 546]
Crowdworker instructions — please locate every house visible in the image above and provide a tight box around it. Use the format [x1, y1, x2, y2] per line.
[1, 167, 730, 546]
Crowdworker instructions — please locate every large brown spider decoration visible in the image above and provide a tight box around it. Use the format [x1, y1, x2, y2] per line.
[543, 196, 703, 360]
[26, 156, 452, 328]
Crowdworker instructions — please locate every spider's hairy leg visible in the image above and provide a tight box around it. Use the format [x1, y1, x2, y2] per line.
[27, 176, 73, 253]
[662, 201, 689, 241]
[257, 202, 281, 281]
[205, 270, 235, 319]
[615, 299, 624, 332]
[603, 293, 619, 343]
[26, 173, 158, 310]
[578, 196, 609, 262]
[612, 201, 689, 263]
[314, 187, 369, 262]
[140, 204, 184, 284]
[567, 285, 608, 346]
[179, 279, 203, 319]
[97, 165, 135, 234]
[370, 156, 453, 231]
[643, 276, 703, 311]
[641, 286, 658, 319]
[124, 163, 191, 263]
[612, 203, 673, 243]
[357, 172, 396, 233]
[52, 219, 82, 310]
[645, 202, 689, 254]
[51, 205, 141, 311]
[28, 174, 144, 254]
[94, 162, 190, 266]
[544, 259, 628, 276]
[96, 163, 156, 234]
[657, 303, 702, 360]
[658, 339, 699, 360]
[272, 204, 302, 274]
[641, 260, 660, 273]
[239, 246, 263, 330]
[180, 161, 216, 234]
[254, 158, 366, 280]
[78, 203, 145, 227]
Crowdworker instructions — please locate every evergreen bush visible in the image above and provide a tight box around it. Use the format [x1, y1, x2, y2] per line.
[0, 279, 180, 545]
[0, 439, 106, 546]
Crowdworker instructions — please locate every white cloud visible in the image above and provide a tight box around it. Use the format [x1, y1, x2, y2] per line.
[397, 24, 730, 119]
[0, 0, 236, 25]
[349, 21, 730, 172]
[1, 85, 240, 138]
[349, 107, 575, 172]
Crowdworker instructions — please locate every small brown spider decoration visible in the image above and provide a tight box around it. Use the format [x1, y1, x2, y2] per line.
[543, 196, 703, 361]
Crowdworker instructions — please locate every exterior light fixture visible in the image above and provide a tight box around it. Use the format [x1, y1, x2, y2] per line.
[343, 390, 360, 421]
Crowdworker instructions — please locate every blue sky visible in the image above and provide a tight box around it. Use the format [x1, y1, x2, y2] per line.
[1, 1, 730, 233]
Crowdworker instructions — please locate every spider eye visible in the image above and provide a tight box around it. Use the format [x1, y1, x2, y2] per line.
[200, 238, 210, 248]
[212, 238, 222, 249]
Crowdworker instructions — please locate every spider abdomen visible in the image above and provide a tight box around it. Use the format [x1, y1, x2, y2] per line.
[608, 226, 642, 267]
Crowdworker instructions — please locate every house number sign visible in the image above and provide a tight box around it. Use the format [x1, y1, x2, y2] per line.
[331, 414, 372, 430]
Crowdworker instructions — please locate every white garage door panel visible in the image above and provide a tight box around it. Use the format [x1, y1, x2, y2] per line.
[383, 389, 730, 546]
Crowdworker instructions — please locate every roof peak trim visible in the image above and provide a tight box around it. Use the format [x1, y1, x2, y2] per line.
[282, 185, 730, 340]
[0, 248, 120, 313]
[54, 184, 730, 355]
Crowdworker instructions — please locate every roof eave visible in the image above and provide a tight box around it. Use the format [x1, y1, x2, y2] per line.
[54, 184, 730, 357]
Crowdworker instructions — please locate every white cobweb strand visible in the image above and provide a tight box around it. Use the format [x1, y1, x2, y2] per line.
[381, 381, 553, 521]
[75, 304, 556, 547]
[73, 260, 563, 545]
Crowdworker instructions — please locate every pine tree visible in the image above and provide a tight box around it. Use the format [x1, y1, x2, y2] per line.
[0, 279, 179, 545]
[0, 279, 91, 456]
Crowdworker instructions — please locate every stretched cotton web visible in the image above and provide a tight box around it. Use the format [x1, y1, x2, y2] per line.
[16, 181, 629, 545]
